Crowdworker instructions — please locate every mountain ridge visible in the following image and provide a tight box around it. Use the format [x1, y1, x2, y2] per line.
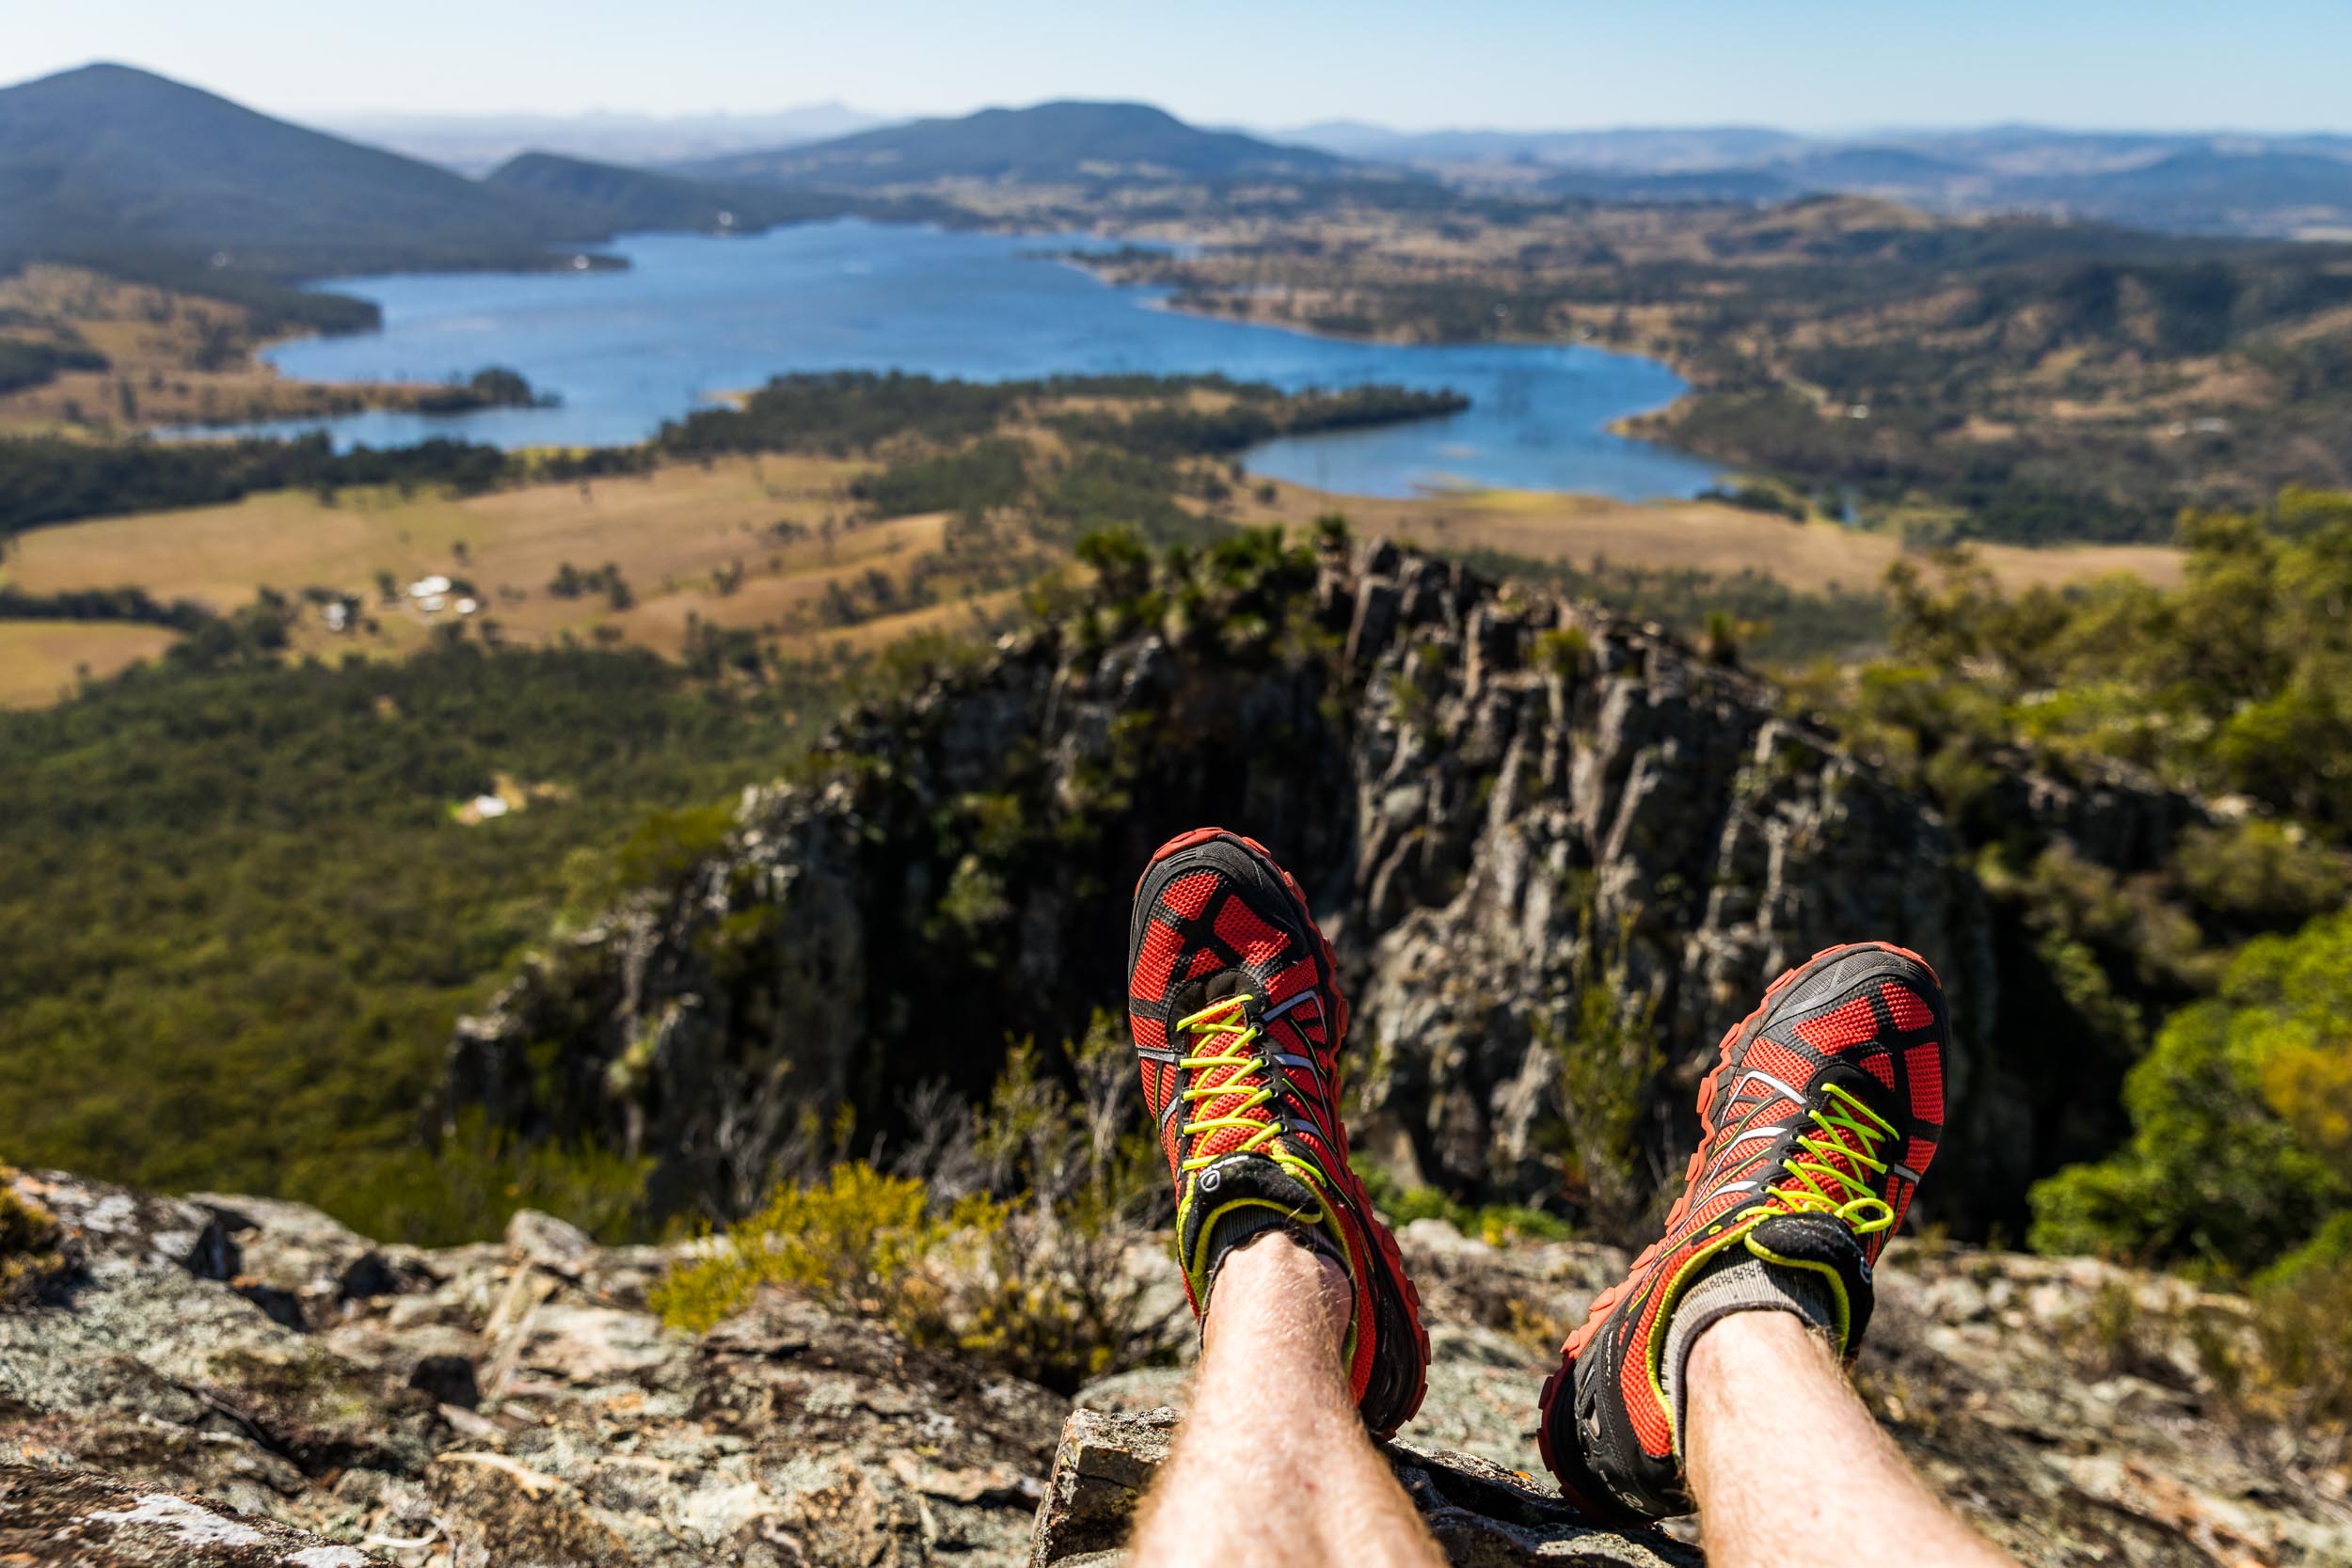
[481, 150, 948, 236]
[680, 98, 1350, 188]
[0, 63, 601, 274]
[0, 65, 942, 285]
[1275, 117, 2352, 235]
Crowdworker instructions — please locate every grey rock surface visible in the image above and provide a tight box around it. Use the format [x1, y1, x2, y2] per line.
[3, 1168, 1061, 1567]
[1031, 1408, 1700, 1568]
[10, 1164, 2346, 1566]
[0, 1465, 386, 1567]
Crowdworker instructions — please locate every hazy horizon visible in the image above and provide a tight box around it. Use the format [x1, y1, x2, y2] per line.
[12, 61, 2352, 151]
[9, 1, 2352, 136]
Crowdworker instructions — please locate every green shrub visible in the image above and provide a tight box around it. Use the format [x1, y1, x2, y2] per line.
[935, 1018, 1179, 1389]
[650, 1015, 1178, 1392]
[1534, 626, 1592, 680]
[650, 1161, 995, 1333]
[2175, 820, 2351, 931]
[932, 855, 1014, 944]
[612, 801, 736, 890]
[2249, 1212, 2352, 1430]
[2029, 909, 2352, 1275]
[0, 1172, 72, 1306]
[1074, 527, 1152, 603]
[1352, 1159, 1571, 1243]
[304, 1112, 654, 1247]
[1541, 910, 1662, 1233]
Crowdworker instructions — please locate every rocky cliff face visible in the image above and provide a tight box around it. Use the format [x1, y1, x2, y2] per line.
[449, 535, 2196, 1235]
[5, 1168, 2343, 1567]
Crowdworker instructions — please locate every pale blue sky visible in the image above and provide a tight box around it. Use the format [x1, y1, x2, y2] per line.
[8, 0, 2347, 133]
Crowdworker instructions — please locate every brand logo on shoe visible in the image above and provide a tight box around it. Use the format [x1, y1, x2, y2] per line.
[1200, 1168, 1223, 1193]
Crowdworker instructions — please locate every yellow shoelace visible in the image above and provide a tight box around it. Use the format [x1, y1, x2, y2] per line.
[1770, 1082, 1899, 1235]
[1174, 993, 1279, 1173]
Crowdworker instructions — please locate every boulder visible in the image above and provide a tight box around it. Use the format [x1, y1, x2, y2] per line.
[0, 1465, 384, 1567]
[1029, 1408, 1699, 1568]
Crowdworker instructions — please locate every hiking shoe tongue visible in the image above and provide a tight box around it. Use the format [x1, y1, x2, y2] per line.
[1171, 966, 1261, 1021]
[1179, 1152, 1345, 1302]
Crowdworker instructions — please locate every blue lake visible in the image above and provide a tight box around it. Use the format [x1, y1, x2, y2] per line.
[248, 221, 1722, 502]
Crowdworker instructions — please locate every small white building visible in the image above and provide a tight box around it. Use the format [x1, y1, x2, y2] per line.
[408, 575, 453, 599]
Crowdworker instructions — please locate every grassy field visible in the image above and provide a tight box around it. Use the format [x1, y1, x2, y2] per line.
[0, 265, 450, 436]
[5, 452, 863, 635]
[1233, 477, 2187, 594]
[0, 436, 2192, 707]
[0, 450, 1042, 683]
[0, 620, 180, 707]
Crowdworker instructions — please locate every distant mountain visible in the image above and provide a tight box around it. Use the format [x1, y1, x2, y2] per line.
[1782, 146, 1978, 185]
[1296, 116, 2352, 236]
[1279, 119, 1411, 158]
[484, 152, 948, 235]
[1281, 122, 1813, 171]
[0, 63, 601, 273]
[1881, 126, 2197, 176]
[322, 104, 893, 177]
[688, 100, 1347, 188]
[1542, 166, 1800, 205]
[0, 66, 928, 287]
[2007, 148, 2352, 234]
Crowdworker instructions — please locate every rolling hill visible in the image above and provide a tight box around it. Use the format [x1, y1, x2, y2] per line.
[482, 152, 946, 236]
[684, 100, 1348, 189]
[2008, 148, 2352, 234]
[1295, 118, 2352, 236]
[0, 65, 939, 291]
[0, 63, 606, 275]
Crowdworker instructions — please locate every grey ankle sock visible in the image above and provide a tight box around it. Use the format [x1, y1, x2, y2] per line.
[1661, 1259, 1841, 1458]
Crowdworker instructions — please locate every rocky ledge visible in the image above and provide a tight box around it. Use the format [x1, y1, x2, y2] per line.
[5, 1168, 2346, 1567]
[1032, 1408, 1699, 1568]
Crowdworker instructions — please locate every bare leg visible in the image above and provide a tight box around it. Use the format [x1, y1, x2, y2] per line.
[1128, 1232, 1446, 1568]
[1686, 1312, 2018, 1568]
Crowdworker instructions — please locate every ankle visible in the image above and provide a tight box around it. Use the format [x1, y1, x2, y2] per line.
[1687, 1303, 1830, 1392]
[1202, 1228, 1353, 1354]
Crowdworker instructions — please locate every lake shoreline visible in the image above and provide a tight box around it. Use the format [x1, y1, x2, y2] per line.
[1053, 237, 1720, 460]
[197, 220, 1722, 503]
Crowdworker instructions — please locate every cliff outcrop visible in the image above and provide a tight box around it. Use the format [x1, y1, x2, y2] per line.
[450, 536, 2192, 1234]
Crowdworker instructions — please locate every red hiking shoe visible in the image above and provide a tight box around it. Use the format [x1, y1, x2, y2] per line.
[1126, 826, 1429, 1437]
[1538, 942, 1949, 1519]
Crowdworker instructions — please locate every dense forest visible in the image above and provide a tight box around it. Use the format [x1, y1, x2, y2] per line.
[1780, 490, 2352, 1297]
[0, 639, 836, 1240]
